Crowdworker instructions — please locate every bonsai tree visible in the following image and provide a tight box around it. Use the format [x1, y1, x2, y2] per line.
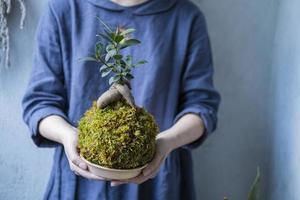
[77, 18, 158, 169]
[79, 18, 147, 109]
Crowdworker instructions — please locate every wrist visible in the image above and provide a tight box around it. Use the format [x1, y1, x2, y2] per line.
[156, 130, 178, 153]
[60, 126, 77, 146]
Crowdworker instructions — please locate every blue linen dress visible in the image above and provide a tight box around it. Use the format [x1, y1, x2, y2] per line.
[22, 0, 221, 199]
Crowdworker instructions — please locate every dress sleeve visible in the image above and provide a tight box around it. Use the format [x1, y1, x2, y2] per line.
[174, 12, 221, 150]
[21, 3, 69, 147]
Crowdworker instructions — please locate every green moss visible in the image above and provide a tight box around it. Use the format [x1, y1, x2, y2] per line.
[78, 100, 158, 169]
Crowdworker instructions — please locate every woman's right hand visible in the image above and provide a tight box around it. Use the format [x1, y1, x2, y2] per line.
[62, 127, 106, 181]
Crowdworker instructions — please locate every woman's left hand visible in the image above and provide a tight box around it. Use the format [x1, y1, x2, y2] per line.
[110, 133, 174, 186]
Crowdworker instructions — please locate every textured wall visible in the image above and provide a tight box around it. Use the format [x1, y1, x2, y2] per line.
[192, 0, 278, 199]
[0, 1, 52, 199]
[269, 0, 300, 199]
[0, 0, 294, 200]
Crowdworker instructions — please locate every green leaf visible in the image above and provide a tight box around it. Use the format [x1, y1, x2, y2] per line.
[96, 17, 113, 32]
[106, 44, 115, 53]
[109, 32, 117, 40]
[97, 33, 113, 43]
[101, 68, 112, 77]
[105, 49, 116, 62]
[107, 49, 117, 55]
[125, 55, 132, 62]
[99, 64, 109, 72]
[135, 60, 148, 66]
[126, 39, 141, 45]
[120, 28, 135, 36]
[109, 75, 121, 85]
[247, 167, 261, 200]
[115, 35, 124, 43]
[105, 54, 111, 62]
[120, 39, 141, 49]
[125, 73, 134, 80]
[87, 18, 147, 85]
[119, 38, 126, 45]
[78, 56, 98, 62]
[95, 42, 103, 58]
[113, 54, 123, 60]
[115, 27, 121, 35]
[125, 55, 132, 66]
[120, 60, 127, 68]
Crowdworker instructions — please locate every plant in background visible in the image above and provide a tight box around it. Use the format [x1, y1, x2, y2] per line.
[247, 167, 261, 200]
[224, 167, 261, 200]
[78, 18, 158, 170]
[0, 0, 26, 68]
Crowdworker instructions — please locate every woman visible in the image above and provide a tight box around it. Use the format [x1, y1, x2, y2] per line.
[22, 0, 220, 199]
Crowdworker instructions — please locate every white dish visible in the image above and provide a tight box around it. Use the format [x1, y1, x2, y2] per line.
[80, 154, 147, 180]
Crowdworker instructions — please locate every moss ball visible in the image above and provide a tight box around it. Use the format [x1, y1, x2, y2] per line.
[78, 100, 158, 169]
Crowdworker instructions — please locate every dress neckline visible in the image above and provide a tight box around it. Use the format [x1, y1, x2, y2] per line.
[86, 0, 178, 15]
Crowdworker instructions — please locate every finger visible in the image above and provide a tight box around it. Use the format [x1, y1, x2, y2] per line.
[111, 167, 160, 186]
[70, 154, 88, 170]
[65, 140, 88, 171]
[136, 167, 160, 184]
[132, 175, 148, 184]
[127, 173, 153, 184]
[71, 163, 106, 180]
[142, 155, 164, 177]
[111, 181, 127, 187]
[115, 170, 153, 185]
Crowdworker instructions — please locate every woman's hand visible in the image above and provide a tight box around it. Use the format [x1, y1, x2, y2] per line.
[62, 128, 106, 181]
[110, 114, 205, 186]
[39, 115, 106, 180]
[110, 133, 174, 186]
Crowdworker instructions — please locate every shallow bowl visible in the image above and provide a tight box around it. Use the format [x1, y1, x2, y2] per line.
[80, 154, 147, 180]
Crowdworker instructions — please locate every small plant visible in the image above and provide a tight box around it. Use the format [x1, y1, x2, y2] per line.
[78, 18, 158, 170]
[247, 167, 261, 200]
[224, 167, 261, 200]
[80, 17, 147, 85]
[78, 101, 158, 169]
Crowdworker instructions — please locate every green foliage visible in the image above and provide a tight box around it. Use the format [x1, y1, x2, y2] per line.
[224, 167, 261, 200]
[247, 167, 261, 200]
[79, 17, 147, 85]
[78, 101, 158, 169]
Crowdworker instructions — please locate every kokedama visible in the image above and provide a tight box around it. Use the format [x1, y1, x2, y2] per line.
[78, 18, 158, 170]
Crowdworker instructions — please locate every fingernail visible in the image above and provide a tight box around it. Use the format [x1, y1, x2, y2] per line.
[111, 182, 117, 187]
[78, 162, 87, 170]
[143, 169, 150, 176]
[111, 182, 124, 187]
